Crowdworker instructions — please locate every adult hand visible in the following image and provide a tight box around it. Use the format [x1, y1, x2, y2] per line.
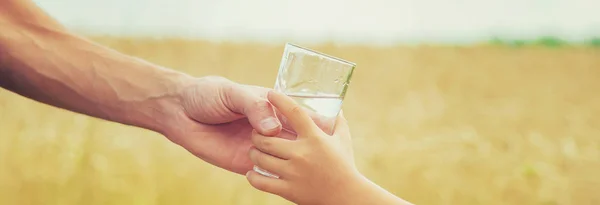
[1, 0, 293, 176]
[162, 76, 284, 175]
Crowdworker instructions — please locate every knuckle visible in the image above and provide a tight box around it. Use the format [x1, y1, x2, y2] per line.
[289, 106, 302, 114]
[289, 147, 303, 159]
[215, 81, 236, 108]
[222, 81, 235, 94]
[252, 99, 270, 111]
[308, 134, 324, 144]
[204, 75, 230, 82]
[294, 150, 311, 164]
[259, 138, 272, 152]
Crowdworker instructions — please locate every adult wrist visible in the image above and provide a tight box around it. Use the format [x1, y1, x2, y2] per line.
[144, 68, 196, 136]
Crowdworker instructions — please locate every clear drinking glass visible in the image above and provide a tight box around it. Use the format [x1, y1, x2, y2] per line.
[253, 43, 357, 178]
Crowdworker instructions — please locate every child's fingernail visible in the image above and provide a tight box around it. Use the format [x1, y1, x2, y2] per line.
[245, 171, 251, 178]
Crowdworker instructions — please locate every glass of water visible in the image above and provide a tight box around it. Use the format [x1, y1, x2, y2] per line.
[254, 43, 357, 178]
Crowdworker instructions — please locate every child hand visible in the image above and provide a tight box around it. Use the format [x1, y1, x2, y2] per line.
[245, 90, 361, 205]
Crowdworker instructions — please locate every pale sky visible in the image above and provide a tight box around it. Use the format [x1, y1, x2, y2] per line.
[33, 0, 599, 44]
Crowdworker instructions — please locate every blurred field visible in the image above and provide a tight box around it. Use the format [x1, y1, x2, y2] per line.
[1, 37, 599, 205]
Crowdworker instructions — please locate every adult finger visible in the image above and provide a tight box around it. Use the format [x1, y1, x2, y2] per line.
[224, 84, 282, 136]
[246, 170, 288, 196]
[252, 130, 296, 159]
[267, 91, 321, 137]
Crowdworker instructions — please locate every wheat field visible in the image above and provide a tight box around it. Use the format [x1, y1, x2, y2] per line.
[0, 37, 599, 205]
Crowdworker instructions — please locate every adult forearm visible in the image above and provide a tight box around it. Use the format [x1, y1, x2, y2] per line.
[0, 13, 193, 134]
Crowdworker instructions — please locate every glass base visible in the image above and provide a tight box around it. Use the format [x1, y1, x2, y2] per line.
[253, 165, 280, 178]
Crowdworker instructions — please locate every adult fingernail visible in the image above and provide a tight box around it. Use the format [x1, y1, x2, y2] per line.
[260, 117, 279, 131]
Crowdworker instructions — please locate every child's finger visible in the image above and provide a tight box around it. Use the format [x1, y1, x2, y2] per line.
[252, 130, 296, 159]
[334, 111, 354, 157]
[276, 107, 330, 136]
[333, 110, 351, 140]
[249, 147, 288, 175]
[246, 170, 288, 196]
[267, 91, 322, 137]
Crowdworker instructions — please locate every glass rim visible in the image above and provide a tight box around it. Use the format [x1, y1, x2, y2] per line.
[285, 42, 357, 68]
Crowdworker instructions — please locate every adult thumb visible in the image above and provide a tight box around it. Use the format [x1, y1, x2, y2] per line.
[224, 84, 282, 136]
